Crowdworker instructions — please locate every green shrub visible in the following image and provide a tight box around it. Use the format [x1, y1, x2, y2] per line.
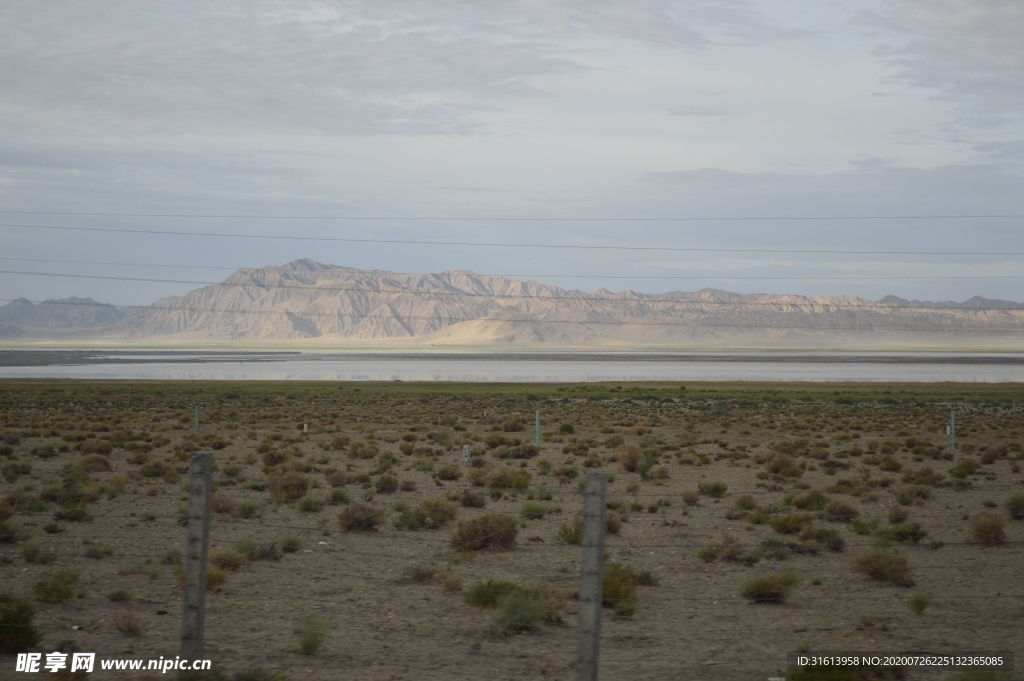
[907, 592, 930, 614]
[231, 500, 262, 519]
[876, 522, 927, 544]
[0, 598, 42, 653]
[740, 572, 799, 603]
[698, 481, 727, 497]
[393, 499, 458, 530]
[450, 513, 518, 550]
[33, 570, 80, 600]
[853, 547, 914, 587]
[556, 517, 583, 544]
[495, 592, 557, 632]
[281, 536, 302, 553]
[787, 491, 829, 511]
[211, 549, 245, 571]
[770, 515, 810, 534]
[521, 501, 558, 519]
[297, 613, 327, 654]
[338, 505, 385, 531]
[487, 468, 531, 491]
[328, 489, 351, 505]
[232, 540, 281, 561]
[465, 580, 521, 608]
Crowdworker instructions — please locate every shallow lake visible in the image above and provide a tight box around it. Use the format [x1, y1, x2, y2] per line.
[1, 350, 1023, 382]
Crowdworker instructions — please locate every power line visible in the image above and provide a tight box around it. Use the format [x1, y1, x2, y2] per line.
[2, 220, 1023, 256]
[2, 209, 1024, 221]
[4, 269, 1024, 313]
[3, 255, 1024, 281]
[3, 296, 1023, 332]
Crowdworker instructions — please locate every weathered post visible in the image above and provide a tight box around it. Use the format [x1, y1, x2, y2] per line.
[577, 471, 607, 681]
[181, 452, 213, 660]
[462, 444, 470, 463]
[951, 409, 956, 451]
[535, 410, 541, 446]
[194, 405, 200, 436]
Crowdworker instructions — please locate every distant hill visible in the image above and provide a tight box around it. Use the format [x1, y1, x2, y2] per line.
[0, 297, 128, 333]
[94, 259, 1024, 348]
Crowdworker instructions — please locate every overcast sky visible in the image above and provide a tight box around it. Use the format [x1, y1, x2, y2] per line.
[1, 0, 1022, 306]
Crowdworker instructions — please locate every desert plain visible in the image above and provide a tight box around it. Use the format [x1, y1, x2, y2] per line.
[1, 380, 1022, 681]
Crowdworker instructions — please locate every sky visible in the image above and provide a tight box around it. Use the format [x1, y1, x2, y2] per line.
[1, 0, 1023, 307]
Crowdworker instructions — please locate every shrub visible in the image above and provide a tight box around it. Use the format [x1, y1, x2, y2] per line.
[770, 515, 810, 534]
[457, 490, 486, 508]
[450, 513, 518, 550]
[107, 589, 132, 602]
[971, 514, 1005, 545]
[556, 517, 583, 544]
[33, 570, 80, 600]
[740, 572, 799, 603]
[698, 481, 727, 497]
[733, 494, 758, 511]
[1005, 493, 1024, 520]
[338, 505, 385, 531]
[393, 499, 458, 530]
[375, 474, 399, 493]
[787, 491, 829, 511]
[114, 614, 143, 637]
[617, 445, 643, 472]
[21, 541, 57, 564]
[465, 580, 521, 608]
[908, 592, 930, 614]
[281, 536, 302, 553]
[0, 599, 42, 653]
[84, 544, 115, 559]
[233, 540, 282, 561]
[269, 471, 309, 501]
[297, 613, 327, 654]
[825, 500, 858, 522]
[888, 504, 910, 524]
[487, 468, 531, 491]
[876, 522, 927, 544]
[231, 500, 262, 519]
[495, 592, 557, 632]
[434, 465, 461, 481]
[853, 547, 914, 587]
[521, 501, 558, 519]
[211, 549, 245, 571]
[297, 496, 325, 513]
[799, 527, 844, 552]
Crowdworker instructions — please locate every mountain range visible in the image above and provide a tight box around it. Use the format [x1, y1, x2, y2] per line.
[2, 259, 1022, 348]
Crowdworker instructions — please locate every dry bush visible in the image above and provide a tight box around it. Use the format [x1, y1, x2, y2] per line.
[113, 614, 143, 637]
[799, 526, 844, 552]
[825, 500, 858, 522]
[268, 471, 309, 501]
[970, 514, 1006, 545]
[888, 504, 910, 524]
[617, 445, 643, 472]
[764, 452, 795, 475]
[450, 513, 518, 550]
[853, 547, 915, 587]
[338, 504, 385, 531]
[740, 572, 799, 603]
[211, 549, 245, 571]
[1005, 493, 1024, 520]
[211, 495, 237, 514]
[733, 494, 758, 511]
